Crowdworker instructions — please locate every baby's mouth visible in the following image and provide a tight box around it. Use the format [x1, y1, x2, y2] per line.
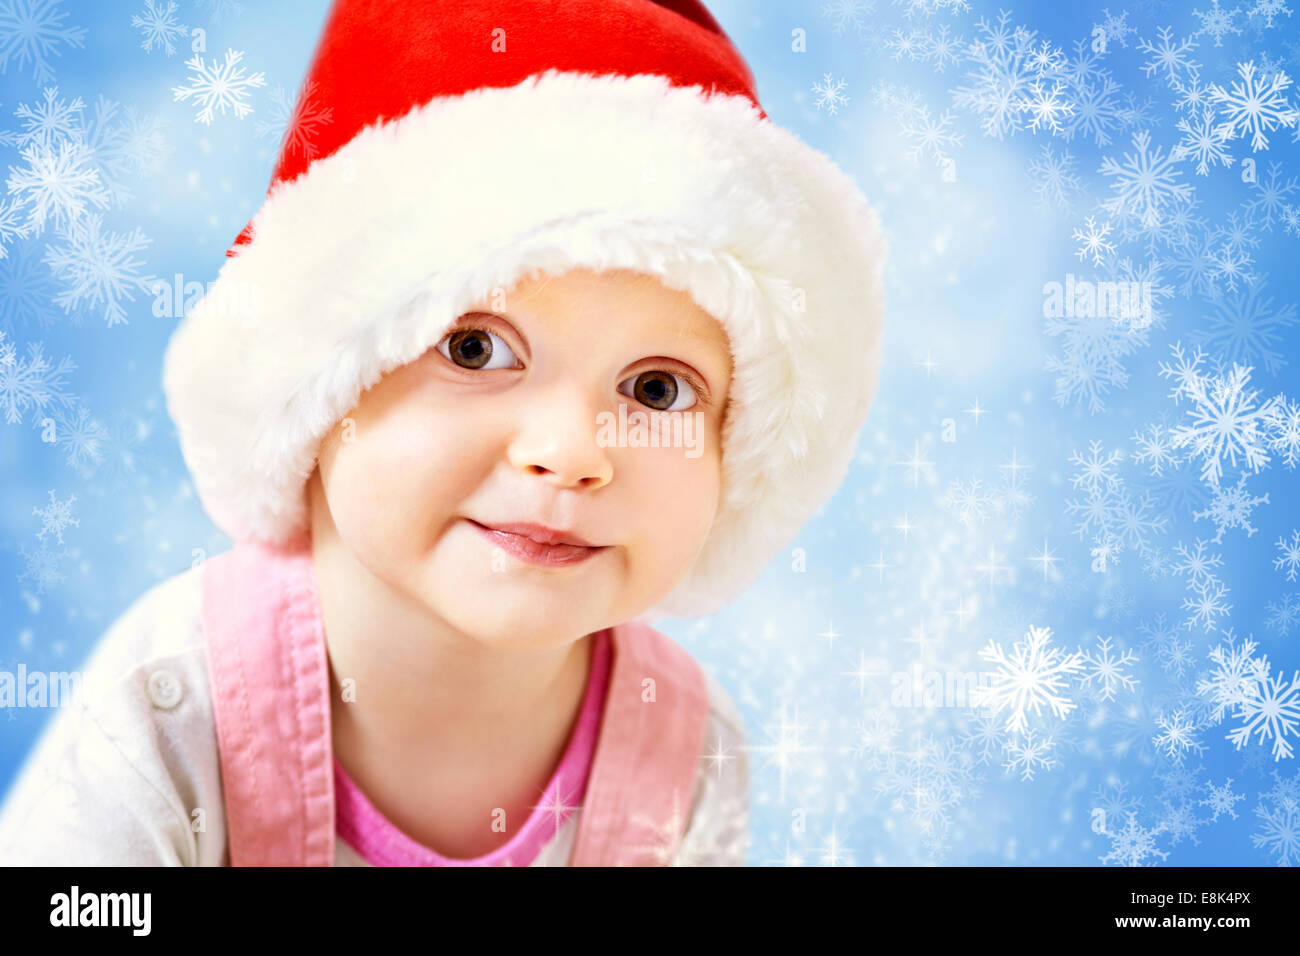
[466, 518, 608, 567]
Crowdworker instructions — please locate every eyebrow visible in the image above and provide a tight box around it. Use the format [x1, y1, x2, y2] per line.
[663, 323, 730, 352]
[473, 306, 729, 361]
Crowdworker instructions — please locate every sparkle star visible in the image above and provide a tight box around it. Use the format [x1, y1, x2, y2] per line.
[844, 650, 886, 699]
[905, 619, 938, 655]
[1028, 538, 1060, 579]
[973, 547, 1010, 595]
[965, 397, 987, 425]
[914, 350, 941, 379]
[999, 446, 1029, 480]
[820, 821, 854, 866]
[893, 440, 934, 488]
[530, 775, 583, 836]
[866, 550, 893, 582]
[948, 597, 975, 629]
[701, 734, 736, 779]
[748, 703, 815, 803]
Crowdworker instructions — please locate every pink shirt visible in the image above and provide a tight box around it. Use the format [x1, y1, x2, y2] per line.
[332, 628, 612, 866]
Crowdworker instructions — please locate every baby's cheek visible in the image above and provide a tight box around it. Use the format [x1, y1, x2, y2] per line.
[335, 426, 459, 555]
[631, 447, 721, 546]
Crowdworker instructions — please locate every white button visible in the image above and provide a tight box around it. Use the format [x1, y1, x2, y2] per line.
[148, 669, 183, 710]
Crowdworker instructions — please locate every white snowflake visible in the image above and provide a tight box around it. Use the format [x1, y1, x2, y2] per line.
[1157, 340, 1212, 405]
[4, 137, 110, 236]
[885, 28, 925, 61]
[1192, 472, 1269, 542]
[899, 104, 963, 166]
[950, 10, 1040, 140]
[1131, 422, 1183, 475]
[1200, 777, 1246, 820]
[1196, 630, 1270, 723]
[1191, 0, 1244, 47]
[1173, 76, 1215, 115]
[1209, 61, 1299, 152]
[812, 73, 850, 115]
[17, 541, 66, 594]
[1019, 78, 1073, 133]
[1227, 664, 1300, 760]
[1252, 792, 1300, 865]
[0, 335, 76, 425]
[1282, 204, 1300, 237]
[1169, 361, 1279, 486]
[972, 624, 1086, 735]
[1072, 215, 1116, 265]
[172, 48, 266, 125]
[0, 0, 87, 84]
[1138, 26, 1201, 87]
[1274, 530, 1300, 581]
[1099, 130, 1193, 227]
[0, 238, 61, 324]
[921, 23, 964, 73]
[1002, 732, 1057, 781]
[253, 80, 335, 161]
[42, 214, 156, 326]
[1266, 593, 1300, 637]
[0, 85, 83, 149]
[1172, 109, 1235, 175]
[1080, 636, 1139, 701]
[820, 0, 874, 37]
[1063, 70, 1127, 147]
[853, 705, 900, 770]
[1183, 577, 1234, 631]
[1099, 811, 1169, 866]
[1094, 8, 1137, 49]
[1139, 612, 1181, 658]
[45, 400, 107, 476]
[32, 487, 76, 544]
[116, 104, 171, 177]
[1025, 38, 1064, 76]
[1027, 143, 1083, 210]
[0, 196, 29, 256]
[1156, 797, 1204, 847]
[131, 0, 186, 56]
[1266, 397, 1300, 468]
[1248, 0, 1293, 29]
[1090, 534, 1122, 572]
[1245, 160, 1300, 229]
[959, 711, 1004, 766]
[940, 476, 993, 526]
[77, 95, 146, 210]
[1153, 709, 1206, 763]
[1069, 439, 1124, 496]
[195, 0, 243, 22]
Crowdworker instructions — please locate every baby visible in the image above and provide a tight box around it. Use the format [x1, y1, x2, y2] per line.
[0, 0, 884, 866]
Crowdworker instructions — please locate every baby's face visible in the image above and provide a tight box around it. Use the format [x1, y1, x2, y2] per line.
[308, 267, 733, 650]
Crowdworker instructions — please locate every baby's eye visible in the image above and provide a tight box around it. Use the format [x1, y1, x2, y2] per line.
[436, 327, 520, 370]
[618, 370, 698, 412]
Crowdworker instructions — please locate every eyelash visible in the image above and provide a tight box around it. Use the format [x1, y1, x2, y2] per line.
[438, 322, 711, 406]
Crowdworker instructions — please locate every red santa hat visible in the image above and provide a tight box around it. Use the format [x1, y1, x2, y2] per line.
[162, 0, 887, 620]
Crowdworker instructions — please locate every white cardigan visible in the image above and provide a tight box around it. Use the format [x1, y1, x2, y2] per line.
[0, 566, 750, 866]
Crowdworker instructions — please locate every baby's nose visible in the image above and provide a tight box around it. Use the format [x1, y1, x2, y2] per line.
[505, 386, 613, 489]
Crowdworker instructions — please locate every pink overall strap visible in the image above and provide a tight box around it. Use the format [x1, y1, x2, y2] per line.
[201, 534, 335, 866]
[569, 620, 710, 866]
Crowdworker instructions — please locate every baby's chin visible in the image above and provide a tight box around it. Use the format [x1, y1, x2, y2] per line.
[413, 536, 618, 650]
[429, 590, 603, 654]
